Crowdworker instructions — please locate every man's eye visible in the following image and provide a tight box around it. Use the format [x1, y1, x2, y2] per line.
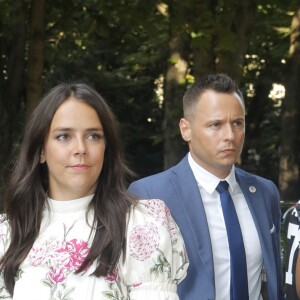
[234, 121, 244, 127]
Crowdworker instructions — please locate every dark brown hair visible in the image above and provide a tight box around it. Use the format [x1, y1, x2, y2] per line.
[183, 73, 244, 119]
[0, 83, 136, 295]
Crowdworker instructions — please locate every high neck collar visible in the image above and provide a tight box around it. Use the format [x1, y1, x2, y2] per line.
[47, 194, 94, 214]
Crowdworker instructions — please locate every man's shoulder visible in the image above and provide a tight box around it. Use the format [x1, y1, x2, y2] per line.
[131, 156, 189, 184]
[235, 167, 280, 202]
[235, 167, 275, 185]
[131, 166, 175, 185]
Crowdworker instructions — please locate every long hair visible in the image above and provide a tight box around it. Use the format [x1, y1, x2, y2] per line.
[0, 83, 136, 295]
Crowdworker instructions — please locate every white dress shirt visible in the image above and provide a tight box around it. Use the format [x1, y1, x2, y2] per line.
[188, 153, 263, 300]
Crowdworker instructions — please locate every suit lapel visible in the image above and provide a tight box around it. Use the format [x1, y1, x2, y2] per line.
[236, 170, 277, 292]
[170, 156, 215, 285]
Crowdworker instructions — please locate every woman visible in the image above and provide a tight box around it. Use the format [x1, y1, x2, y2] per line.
[0, 83, 188, 299]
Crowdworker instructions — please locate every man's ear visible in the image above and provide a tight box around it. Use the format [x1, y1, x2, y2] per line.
[40, 149, 46, 163]
[179, 118, 191, 142]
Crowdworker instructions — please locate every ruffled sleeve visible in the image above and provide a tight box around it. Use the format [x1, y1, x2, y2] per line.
[119, 199, 189, 299]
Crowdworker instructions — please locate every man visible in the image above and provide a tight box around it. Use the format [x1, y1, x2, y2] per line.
[128, 74, 283, 300]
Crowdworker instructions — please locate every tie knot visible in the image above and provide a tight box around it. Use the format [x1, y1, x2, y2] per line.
[216, 181, 229, 194]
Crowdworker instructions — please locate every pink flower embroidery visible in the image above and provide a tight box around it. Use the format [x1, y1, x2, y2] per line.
[57, 239, 90, 271]
[47, 266, 67, 284]
[144, 200, 178, 238]
[104, 267, 119, 283]
[132, 283, 142, 287]
[28, 237, 61, 266]
[129, 222, 160, 261]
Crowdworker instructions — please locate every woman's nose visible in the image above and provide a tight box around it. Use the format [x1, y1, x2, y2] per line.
[74, 138, 86, 155]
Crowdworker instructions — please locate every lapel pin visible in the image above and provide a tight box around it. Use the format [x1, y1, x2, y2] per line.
[249, 186, 256, 193]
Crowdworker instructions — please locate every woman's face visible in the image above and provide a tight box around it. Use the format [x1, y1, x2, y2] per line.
[40, 98, 106, 200]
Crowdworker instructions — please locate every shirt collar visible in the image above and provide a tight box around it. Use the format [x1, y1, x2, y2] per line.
[47, 194, 93, 214]
[188, 152, 237, 194]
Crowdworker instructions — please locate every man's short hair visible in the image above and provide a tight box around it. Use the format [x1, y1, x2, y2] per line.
[183, 73, 244, 119]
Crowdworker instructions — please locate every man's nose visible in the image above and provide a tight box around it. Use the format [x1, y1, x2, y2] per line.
[224, 124, 234, 140]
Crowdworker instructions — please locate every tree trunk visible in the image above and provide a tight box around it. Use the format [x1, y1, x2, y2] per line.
[193, 0, 258, 84]
[26, 0, 46, 118]
[279, 7, 300, 202]
[217, 0, 258, 83]
[191, 0, 217, 79]
[163, 4, 189, 169]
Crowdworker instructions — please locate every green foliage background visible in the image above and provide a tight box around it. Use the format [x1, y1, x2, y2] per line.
[0, 0, 299, 199]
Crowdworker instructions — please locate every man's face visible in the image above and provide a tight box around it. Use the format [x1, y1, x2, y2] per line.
[179, 90, 245, 179]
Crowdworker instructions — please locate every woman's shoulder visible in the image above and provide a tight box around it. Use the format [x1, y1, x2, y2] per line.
[132, 199, 171, 217]
[129, 199, 178, 235]
[127, 198, 187, 263]
[135, 199, 169, 213]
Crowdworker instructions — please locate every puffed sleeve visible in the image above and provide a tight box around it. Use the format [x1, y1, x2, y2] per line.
[118, 199, 189, 299]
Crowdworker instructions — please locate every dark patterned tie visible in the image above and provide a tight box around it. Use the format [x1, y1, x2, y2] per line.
[216, 181, 249, 300]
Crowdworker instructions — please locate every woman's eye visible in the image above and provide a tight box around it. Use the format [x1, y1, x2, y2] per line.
[87, 134, 102, 140]
[57, 134, 70, 141]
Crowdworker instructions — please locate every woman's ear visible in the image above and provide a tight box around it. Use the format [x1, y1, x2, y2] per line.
[179, 118, 191, 142]
[40, 149, 46, 163]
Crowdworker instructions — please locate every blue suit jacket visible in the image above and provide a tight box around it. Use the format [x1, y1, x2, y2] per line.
[128, 155, 284, 300]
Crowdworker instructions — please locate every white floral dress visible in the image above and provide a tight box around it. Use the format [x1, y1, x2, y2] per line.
[0, 196, 188, 300]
